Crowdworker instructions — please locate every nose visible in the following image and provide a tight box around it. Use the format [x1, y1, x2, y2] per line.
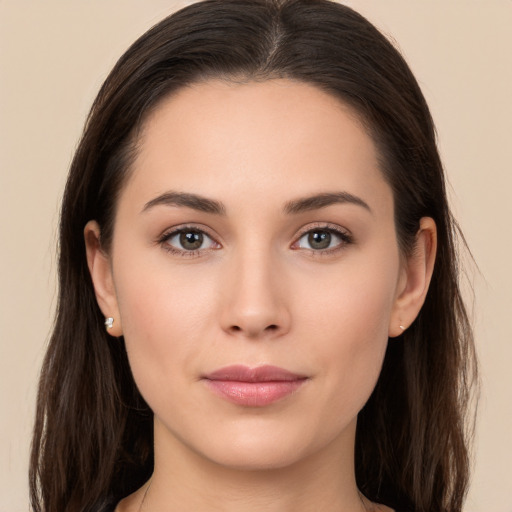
[219, 248, 291, 340]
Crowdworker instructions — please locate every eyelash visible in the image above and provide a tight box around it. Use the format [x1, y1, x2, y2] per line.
[291, 223, 353, 256]
[158, 225, 220, 258]
[157, 223, 353, 258]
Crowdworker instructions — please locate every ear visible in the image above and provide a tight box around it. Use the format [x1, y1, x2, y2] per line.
[84, 220, 123, 337]
[389, 217, 437, 338]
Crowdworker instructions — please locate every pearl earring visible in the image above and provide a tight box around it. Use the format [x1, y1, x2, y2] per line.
[105, 317, 114, 330]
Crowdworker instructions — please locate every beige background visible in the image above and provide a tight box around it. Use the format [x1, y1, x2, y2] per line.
[1, 1, 511, 511]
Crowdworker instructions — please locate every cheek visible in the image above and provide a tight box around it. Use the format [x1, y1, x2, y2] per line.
[295, 256, 398, 411]
[112, 253, 220, 402]
[298, 250, 398, 344]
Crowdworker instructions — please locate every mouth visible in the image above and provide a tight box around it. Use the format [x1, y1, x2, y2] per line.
[202, 365, 308, 407]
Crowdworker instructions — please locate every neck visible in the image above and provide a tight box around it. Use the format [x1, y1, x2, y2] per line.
[128, 418, 373, 512]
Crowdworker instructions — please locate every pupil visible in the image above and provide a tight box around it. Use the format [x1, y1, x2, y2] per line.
[180, 231, 203, 250]
[308, 230, 331, 249]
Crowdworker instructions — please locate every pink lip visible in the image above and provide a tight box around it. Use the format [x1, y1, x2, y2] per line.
[203, 365, 308, 407]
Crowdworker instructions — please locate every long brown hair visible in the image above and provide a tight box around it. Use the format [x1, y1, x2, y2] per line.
[30, 1, 478, 511]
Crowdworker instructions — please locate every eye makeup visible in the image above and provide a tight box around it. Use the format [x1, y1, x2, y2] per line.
[156, 221, 353, 260]
[157, 224, 221, 258]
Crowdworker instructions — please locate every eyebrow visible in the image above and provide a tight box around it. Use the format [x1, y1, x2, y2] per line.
[142, 191, 226, 215]
[141, 190, 371, 216]
[284, 192, 372, 215]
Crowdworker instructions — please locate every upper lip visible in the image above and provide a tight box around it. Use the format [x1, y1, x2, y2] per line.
[203, 364, 307, 382]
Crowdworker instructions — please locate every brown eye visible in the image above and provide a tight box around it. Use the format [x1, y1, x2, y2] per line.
[179, 231, 204, 250]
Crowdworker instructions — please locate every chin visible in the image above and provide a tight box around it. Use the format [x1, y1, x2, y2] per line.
[214, 439, 307, 471]
[185, 418, 342, 473]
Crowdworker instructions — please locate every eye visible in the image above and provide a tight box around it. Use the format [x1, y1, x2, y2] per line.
[160, 227, 219, 254]
[294, 227, 352, 252]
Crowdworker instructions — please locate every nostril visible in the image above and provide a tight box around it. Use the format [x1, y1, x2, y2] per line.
[228, 324, 279, 336]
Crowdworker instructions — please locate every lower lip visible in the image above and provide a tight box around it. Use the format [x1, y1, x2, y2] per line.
[204, 379, 306, 407]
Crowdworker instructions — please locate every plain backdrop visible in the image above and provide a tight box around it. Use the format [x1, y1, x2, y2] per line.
[1, 1, 511, 511]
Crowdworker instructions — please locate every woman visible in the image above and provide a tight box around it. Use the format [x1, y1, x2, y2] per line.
[30, 1, 477, 511]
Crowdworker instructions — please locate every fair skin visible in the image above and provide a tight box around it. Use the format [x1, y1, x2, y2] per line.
[85, 80, 436, 512]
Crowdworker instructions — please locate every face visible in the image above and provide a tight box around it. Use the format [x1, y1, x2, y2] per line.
[88, 80, 422, 471]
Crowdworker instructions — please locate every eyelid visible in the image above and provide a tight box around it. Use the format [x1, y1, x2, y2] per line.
[291, 222, 353, 252]
[156, 222, 352, 257]
[157, 223, 222, 256]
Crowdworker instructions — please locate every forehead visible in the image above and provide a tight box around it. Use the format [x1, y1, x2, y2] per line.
[123, 79, 391, 215]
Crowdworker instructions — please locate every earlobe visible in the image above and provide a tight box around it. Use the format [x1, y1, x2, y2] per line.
[389, 217, 437, 338]
[84, 221, 123, 337]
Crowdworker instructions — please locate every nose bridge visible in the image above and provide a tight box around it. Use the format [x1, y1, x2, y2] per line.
[220, 238, 289, 338]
